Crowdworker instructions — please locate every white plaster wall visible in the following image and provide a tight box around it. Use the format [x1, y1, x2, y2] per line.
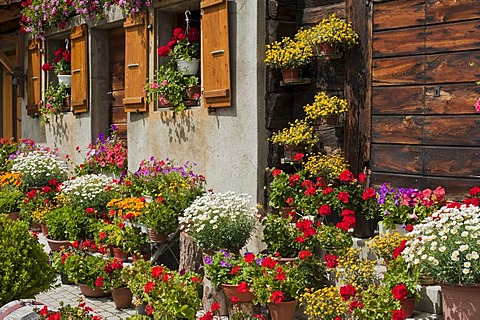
[128, 0, 268, 205]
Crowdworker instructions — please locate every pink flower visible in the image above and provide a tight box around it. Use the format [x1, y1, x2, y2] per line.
[475, 97, 480, 112]
[150, 82, 159, 89]
[161, 80, 168, 86]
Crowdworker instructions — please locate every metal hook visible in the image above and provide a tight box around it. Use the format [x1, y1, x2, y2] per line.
[65, 38, 70, 50]
[185, 10, 191, 33]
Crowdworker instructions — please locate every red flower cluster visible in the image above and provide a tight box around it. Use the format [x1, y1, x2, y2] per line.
[393, 240, 407, 259]
[349, 300, 364, 312]
[274, 267, 286, 281]
[152, 265, 164, 278]
[391, 283, 408, 301]
[238, 281, 249, 293]
[324, 253, 338, 269]
[339, 170, 355, 182]
[299, 250, 312, 260]
[157, 27, 201, 57]
[339, 284, 357, 301]
[269, 290, 285, 304]
[261, 256, 278, 269]
[392, 309, 406, 320]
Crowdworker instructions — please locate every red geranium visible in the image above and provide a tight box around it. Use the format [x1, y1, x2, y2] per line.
[392, 309, 406, 320]
[269, 290, 285, 304]
[324, 254, 338, 268]
[318, 204, 332, 216]
[238, 281, 249, 293]
[339, 284, 357, 301]
[299, 250, 312, 260]
[391, 283, 408, 301]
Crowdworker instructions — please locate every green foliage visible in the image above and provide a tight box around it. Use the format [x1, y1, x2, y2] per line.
[122, 259, 152, 300]
[0, 186, 24, 214]
[203, 251, 262, 286]
[0, 138, 17, 172]
[352, 284, 401, 320]
[45, 205, 90, 240]
[0, 216, 55, 304]
[140, 199, 179, 234]
[144, 62, 199, 112]
[39, 82, 68, 125]
[96, 218, 149, 254]
[63, 249, 105, 288]
[316, 224, 353, 251]
[262, 214, 301, 257]
[383, 257, 420, 299]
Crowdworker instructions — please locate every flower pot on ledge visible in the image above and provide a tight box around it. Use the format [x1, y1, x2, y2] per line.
[176, 58, 200, 75]
[57, 74, 71, 88]
[281, 68, 301, 83]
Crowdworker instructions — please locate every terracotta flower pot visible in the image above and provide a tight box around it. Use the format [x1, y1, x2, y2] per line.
[112, 287, 133, 309]
[283, 145, 306, 162]
[281, 68, 301, 83]
[400, 297, 415, 318]
[147, 228, 168, 243]
[78, 283, 109, 298]
[41, 223, 48, 236]
[220, 284, 254, 303]
[7, 212, 20, 221]
[46, 236, 71, 252]
[112, 247, 129, 262]
[441, 283, 480, 319]
[268, 299, 298, 320]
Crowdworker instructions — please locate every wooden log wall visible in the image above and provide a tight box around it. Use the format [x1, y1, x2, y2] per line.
[370, 0, 480, 198]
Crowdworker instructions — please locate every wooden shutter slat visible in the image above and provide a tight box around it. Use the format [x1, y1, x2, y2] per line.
[201, 0, 231, 108]
[26, 39, 41, 117]
[123, 12, 147, 113]
[71, 24, 88, 114]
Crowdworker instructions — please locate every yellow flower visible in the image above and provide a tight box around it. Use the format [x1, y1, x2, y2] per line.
[304, 153, 349, 179]
[265, 37, 313, 69]
[295, 14, 359, 49]
[304, 92, 349, 120]
[300, 286, 350, 320]
[368, 232, 406, 261]
[270, 119, 318, 146]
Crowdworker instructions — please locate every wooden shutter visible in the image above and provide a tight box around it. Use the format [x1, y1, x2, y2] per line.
[201, 0, 231, 108]
[123, 12, 148, 112]
[26, 39, 41, 117]
[70, 24, 88, 114]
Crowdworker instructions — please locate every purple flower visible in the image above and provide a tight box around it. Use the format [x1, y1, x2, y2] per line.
[204, 256, 213, 265]
[221, 249, 231, 259]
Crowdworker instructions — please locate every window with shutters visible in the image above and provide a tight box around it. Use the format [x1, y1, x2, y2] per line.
[153, 0, 231, 111]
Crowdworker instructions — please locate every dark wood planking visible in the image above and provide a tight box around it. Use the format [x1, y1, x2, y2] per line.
[372, 84, 479, 115]
[372, 86, 424, 115]
[373, 27, 425, 57]
[371, 144, 423, 174]
[302, 2, 346, 25]
[372, 115, 423, 144]
[425, 20, 480, 53]
[372, 56, 424, 86]
[426, 0, 480, 24]
[424, 146, 480, 177]
[371, 172, 428, 190]
[425, 83, 480, 114]
[426, 51, 480, 83]
[423, 115, 480, 146]
[373, 0, 424, 31]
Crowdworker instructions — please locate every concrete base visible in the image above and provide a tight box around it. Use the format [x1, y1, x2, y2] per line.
[416, 285, 443, 315]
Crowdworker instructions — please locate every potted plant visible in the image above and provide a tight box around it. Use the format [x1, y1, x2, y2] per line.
[124, 157, 205, 199]
[44, 205, 90, 251]
[402, 203, 480, 319]
[303, 92, 349, 126]
[203, 250, 262, 302]
[316, 224, 353, 254]
[264, 36, 313, 82]
[50, 250, 73, 285]
[270, 119, 319, 160]
[377, 183, 446, 231]
[96, 258, 133, 309]
[158, 27, 201, 75]
[75, 127, 128, 176]
[0, 215, 55, 305]
[96, 218, 148, 261]
[0, 186, 24, 220]
[59, 173, 120, 212]
[383, 256, 420, 318]
[295, 14, 359, 58]
[144, 62, 200, 112]
[181, 191, 258, 252]
[250, 254, 314, 320]
[124, 260, 202, 319]
[367, 231, 407, 265]
[42, 47, 72, 87]
[11, 149, 69, 189]
[39, 82, 70, 125]
[266, 168, 304, 211]
[35, 301, 102, 320]
[140, 197, 179, 242]
[63, 246, 109, 297]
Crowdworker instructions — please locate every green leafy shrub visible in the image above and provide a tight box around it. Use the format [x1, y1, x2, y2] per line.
[0, 216, 55, 304]
[0, 186, 24, 214]
[45, 205, 90, 240]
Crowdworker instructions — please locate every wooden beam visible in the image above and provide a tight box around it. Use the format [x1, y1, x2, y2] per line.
[344, 0, 372, 175]
[0, 49, 14, 72]
[0, 5, 21, 24]
[301, 3, 346, 25]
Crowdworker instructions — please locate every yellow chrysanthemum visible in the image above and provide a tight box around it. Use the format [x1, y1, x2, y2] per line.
[304, 92, 349, 120]
[270, 119, 319, 146]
